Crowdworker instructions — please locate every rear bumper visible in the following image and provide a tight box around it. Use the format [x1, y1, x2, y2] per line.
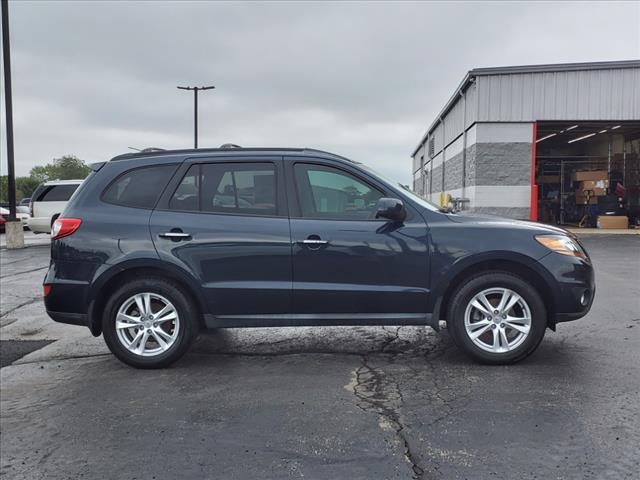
[28, 217, 51, 233]
[46, 310, 88, 327]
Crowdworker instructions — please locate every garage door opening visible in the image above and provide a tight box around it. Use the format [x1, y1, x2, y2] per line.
[534, 121, 640, 228]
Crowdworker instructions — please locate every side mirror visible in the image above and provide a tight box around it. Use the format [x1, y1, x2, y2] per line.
[375, 197, 407, 223]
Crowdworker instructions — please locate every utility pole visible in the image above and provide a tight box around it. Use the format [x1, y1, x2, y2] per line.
[2, 0, 23, 248]
[2, 0, 16, 220]
[177, 85, 214, 149]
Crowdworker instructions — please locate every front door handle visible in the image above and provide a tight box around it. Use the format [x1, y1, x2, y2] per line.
[298, 235, 328, 250]
[301, 239, 328, 245]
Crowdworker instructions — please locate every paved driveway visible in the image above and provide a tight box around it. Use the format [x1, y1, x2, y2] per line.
[1, 235, 639, 479]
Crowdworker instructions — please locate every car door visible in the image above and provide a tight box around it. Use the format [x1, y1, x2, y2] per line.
[150, 157, 292, 318]
[286, 158, 430, 318]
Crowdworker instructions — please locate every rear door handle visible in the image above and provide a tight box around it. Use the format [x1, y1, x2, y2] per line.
[159, 232, 191, 239]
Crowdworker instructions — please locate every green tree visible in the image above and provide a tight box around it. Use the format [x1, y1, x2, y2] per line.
[0, 176, 6, 203]
[1, 155, 91, 203]
[16, 176, 41, 199]
[0, 175, 40, 203]
[29, 155, 91, 182]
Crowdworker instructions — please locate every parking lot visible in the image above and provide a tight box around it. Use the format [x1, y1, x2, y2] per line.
[1, 234, 639, 479]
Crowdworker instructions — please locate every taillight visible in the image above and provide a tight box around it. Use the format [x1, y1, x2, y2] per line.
[51, 218, 82, 240]
[43, 284, 52, 296]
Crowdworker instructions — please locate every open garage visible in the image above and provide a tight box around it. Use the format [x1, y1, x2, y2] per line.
[535, 121, 640, 227]
[411, 60, 640, 229]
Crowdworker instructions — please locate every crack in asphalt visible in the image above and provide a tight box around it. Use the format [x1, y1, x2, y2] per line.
[418, 333, 476, 477]
[0, 255, 44, 266]
[0, 266, 48, 279]
[5, 353, 113, 367]
[351, 327, 426, 479]
[0, 297, 42, 319]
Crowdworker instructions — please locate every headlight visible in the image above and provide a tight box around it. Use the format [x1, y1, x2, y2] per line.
[535, 234, 587, 259]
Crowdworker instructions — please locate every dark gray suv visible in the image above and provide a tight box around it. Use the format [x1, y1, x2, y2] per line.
[44, 147, 595, 368]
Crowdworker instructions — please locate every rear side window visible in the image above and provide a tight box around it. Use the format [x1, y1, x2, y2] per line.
[103, 165, 176, 209]
[170, 163, 277, 216]
[36, 184, 79, 202]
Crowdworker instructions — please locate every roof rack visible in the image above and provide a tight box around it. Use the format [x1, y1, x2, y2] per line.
[110, 146, 357, 163]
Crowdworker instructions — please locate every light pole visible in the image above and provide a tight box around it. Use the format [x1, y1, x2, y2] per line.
[2, 0, 16, 221]
[2, 0, 23, 248]
[177, 85, 215, 149]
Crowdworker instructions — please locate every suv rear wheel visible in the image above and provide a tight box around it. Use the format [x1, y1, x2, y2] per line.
[447, 271, 547, 364]
[102, 278, 198, 368]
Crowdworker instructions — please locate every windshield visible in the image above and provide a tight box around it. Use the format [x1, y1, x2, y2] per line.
[361, 165, 440, 212]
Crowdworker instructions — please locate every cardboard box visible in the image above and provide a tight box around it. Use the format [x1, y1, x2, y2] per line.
[578, 187, 607, 197]
[573, 170, 608, 182]
[597, 215, 628, 229]
[580, 179, 609, 190]
[537, 175, 561, 183]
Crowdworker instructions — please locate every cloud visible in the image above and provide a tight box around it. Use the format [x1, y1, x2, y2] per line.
[1, 0, 639, 183]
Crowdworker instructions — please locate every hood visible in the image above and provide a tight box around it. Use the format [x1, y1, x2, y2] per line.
[445, 211, 574, 236]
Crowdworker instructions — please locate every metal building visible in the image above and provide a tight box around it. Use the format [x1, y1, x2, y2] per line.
[411, 60, 640, 223]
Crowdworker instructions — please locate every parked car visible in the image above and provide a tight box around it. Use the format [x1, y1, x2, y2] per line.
[28, 180, 83, 233]
[43, 148, 595, 368]
[0, 206, 30, 229]
[19, 197, 31, 206]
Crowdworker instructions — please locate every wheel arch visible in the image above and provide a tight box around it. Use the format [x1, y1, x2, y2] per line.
[433, 252, 558, 329]
[87, 259, 207, 336]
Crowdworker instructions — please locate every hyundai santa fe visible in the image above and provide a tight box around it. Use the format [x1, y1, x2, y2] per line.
[43, 147, 595, 368]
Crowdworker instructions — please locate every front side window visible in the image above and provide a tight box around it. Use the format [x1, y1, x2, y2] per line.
[103, 164, 176, 209]
[294, 164, 383, 219]
[169, 163, 277, 216]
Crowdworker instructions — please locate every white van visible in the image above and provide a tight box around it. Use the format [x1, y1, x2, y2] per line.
[28, 180, 83, 234]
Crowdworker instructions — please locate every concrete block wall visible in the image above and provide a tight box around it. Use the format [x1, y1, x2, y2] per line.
[418, 122, 534, 219]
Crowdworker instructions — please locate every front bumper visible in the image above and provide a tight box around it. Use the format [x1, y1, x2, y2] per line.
[539, 252, 595, 324]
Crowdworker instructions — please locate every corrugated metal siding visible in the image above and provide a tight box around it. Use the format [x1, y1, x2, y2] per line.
[465, 82, 478, 127]
[412, 144, 425, 173]
[444, 98, 465, 145]
[432, 123, 444, 156]
[477, 67, 640, 121]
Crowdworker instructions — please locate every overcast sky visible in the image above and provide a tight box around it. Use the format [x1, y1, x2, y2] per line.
[1, 1, 639, 183]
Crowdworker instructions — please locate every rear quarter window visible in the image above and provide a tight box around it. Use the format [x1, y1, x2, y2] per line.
[102, 164, 177, 209]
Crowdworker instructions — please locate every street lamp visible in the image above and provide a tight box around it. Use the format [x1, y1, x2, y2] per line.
[2, 0, 24, 249]
[177, 85, 215, 149]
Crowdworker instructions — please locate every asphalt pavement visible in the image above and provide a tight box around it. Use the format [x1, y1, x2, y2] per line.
[1, 235, 639, 479]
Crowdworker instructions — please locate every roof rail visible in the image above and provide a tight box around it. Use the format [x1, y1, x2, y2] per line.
[140, 147, 166, 153]
[109, 146, 356, 162]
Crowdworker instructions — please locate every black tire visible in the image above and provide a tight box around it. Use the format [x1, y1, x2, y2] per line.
[102, 277, 199, 369]
[447, 271, 547, 365]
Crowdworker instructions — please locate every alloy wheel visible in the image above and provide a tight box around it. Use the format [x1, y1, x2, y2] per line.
[463, 287, 531, 354]
[115, 292, 180, 357]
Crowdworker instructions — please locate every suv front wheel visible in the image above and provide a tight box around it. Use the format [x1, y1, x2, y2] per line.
[102, 278, 198, 368]
[447, 271, 547, 364]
